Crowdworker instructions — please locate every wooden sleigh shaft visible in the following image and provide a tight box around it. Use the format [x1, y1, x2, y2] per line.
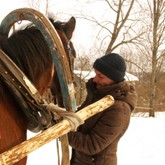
[0, 95, 114, 165]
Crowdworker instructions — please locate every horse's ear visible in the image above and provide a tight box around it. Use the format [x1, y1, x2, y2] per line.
[65, 17, 76, 40]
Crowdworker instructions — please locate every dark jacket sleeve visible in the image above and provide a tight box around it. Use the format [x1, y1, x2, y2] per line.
[68, 101, 131, 155]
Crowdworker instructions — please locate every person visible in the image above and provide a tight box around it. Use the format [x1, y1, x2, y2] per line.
[68, 53, 137, 165]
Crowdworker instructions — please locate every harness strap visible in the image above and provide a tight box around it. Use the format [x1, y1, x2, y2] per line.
[0, 49, 53, 132]
[60, 30, 74, 74]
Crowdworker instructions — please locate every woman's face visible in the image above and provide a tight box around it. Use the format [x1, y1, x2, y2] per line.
[93, 69, 115, 89]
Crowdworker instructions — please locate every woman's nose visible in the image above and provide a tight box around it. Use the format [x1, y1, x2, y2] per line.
[93, 75, 98, 83]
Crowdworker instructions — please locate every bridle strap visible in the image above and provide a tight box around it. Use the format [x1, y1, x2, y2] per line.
[60, 30, 75, 74]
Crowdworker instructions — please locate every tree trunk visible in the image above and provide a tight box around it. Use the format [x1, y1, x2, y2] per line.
[149, 64, 156, 117]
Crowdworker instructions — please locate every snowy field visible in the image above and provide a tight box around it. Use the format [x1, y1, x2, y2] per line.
[27, 112, 165, 165]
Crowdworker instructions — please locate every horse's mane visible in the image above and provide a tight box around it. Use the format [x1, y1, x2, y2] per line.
[0, 25, 53, 96]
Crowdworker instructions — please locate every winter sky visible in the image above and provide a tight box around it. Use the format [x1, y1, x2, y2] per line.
[0, 0, 98, 55]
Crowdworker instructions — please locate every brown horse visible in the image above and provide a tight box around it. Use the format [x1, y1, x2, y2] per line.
[49, 17, 76, 107]
[0, 16, 76, 165]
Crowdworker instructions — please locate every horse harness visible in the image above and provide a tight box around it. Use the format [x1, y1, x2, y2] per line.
[0, 49, 55, 132]
[0, 8, 78, 165]
[60, 29, 75, 74]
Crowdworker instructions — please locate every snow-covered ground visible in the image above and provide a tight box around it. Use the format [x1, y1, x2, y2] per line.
[27, 112, 165, 165]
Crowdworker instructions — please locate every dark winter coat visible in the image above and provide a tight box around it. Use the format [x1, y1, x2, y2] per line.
[68, 79, 137, 165]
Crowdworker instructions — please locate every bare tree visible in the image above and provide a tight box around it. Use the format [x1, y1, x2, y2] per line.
[76, 0, 144, 55]
[74, 55, 92, 105]
[26, 0, 50, 16]
[143, 0, 165, 117]
[26, 0, 42, 10]
[75, 0, 165, 116]
[103, 0, 139, 53]
[25, 0, 165, 117]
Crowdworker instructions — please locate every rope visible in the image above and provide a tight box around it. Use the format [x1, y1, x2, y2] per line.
[46, 103, 84, 131]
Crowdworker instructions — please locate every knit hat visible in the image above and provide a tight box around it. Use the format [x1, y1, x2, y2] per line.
[93, 53, 126, 83]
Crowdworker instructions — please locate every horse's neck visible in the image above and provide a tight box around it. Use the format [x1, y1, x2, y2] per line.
[0, 101, 27, 155]
[0, 101, 27, 133]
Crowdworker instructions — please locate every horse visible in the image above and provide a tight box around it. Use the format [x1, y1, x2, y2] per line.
[49, 17, 76, 107]
[0, 15, 76, 165]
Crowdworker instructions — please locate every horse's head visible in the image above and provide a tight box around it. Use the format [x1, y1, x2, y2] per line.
[49, 17, 76, 107]
[50, 17, 76, 69]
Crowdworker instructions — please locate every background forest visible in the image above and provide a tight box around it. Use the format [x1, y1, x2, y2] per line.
[2, 0, 164, 116]
[36, 0, 164, 117]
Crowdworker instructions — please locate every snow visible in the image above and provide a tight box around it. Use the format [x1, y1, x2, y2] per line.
[118, 113, 165, 165]
[27, 112, 165, 165]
